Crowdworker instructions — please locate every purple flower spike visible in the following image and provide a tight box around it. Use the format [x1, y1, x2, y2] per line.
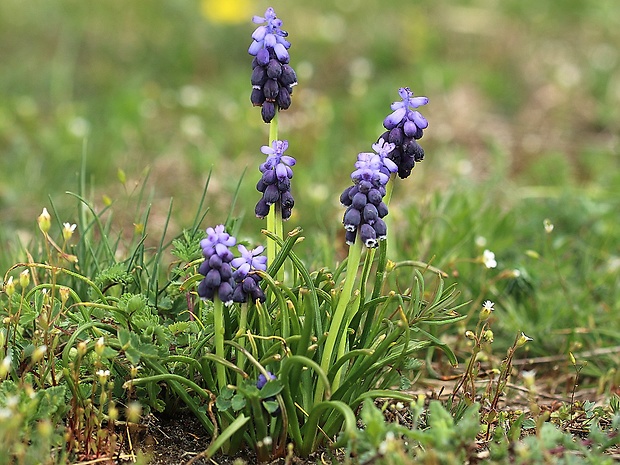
[198, 226, 267, 305]
[379, 87, 429, 179]
[340, 139, 400, 248]
[249, 7, 298, 123]
[197, 225, 237, 306]
[257, 371, 277, 389]
[256, 140, 296, 220]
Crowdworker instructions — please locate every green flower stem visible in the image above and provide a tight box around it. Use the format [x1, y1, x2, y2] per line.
[213, 297, 227, 391]
[235, 303, 249, 386]
[266, 113, 284, 282]
[317, 238, 363, 401]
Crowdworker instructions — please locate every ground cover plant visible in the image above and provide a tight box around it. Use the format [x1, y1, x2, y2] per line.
[1, 1, 620, 464]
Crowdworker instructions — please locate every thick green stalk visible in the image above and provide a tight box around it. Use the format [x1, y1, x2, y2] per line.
[316, 239, 363, 400]
[213, 297, 227, 391]
[266, 113, 282, 281]
[235, 303, 249, 386]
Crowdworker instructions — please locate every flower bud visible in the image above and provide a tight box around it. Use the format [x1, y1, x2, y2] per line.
[0, 355, 11, 379]
[95, 337, 105, 357]
[59, 286, 70, 305]
[77, 341, 88, 357]
[108, 403, 119, 422]
[38, 208, 51, 234]
[130, 365, 141, 378]
[522, 370, 536, 390]
[19, 270, 30, 289]
[32, 345, 47, 363]
[37, 420, 54, 439]
[126, 401, 142, 423]
[483, 329, 494, 343]
[4, 277, 15, 297]
[465, 330, 476, 340]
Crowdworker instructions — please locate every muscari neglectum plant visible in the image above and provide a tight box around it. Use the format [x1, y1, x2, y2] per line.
[161, 6, 462, 462]
[0, 6, 467, 464]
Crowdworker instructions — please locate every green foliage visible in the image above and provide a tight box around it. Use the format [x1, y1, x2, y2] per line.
[1, 1, 619, 463]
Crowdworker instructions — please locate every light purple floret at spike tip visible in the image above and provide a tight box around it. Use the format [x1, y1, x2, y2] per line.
[340, 139, 398, 248]
[249, 7, 298, 123]
[383, 87, 429, 130]
[255, 139, 296, 220]
[249, 7, 291, 62]
[378, 86, 429, 179]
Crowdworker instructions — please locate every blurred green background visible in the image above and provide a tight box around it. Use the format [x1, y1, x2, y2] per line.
[1, 0, 619, 357]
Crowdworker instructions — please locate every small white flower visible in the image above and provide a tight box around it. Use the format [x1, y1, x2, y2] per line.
[378, 431, 395, 455]
[482, 250, 497, 269]
[96, 369, 111, 384]
[482, 300, 495, 312]
[516, 332, 533, 347]
[62, 223, 77, 241]
[543, 219, 554, 233]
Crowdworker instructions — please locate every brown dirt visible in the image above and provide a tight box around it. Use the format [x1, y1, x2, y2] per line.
[127, 413, 329, 465]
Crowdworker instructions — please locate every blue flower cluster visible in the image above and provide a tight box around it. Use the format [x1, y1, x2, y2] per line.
[249, 7, 298, 123]
[256, 371, 276, 389]
[198, 225, 267, 305]
[340, 139, 398, 248]
[379, 87, 429, 179]
[255, 140, 296, 221]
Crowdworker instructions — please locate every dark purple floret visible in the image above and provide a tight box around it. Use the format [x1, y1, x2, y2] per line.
[379, 87, 428, 179]
[249, 8, 298, 123]
[255, 140, 296, 220]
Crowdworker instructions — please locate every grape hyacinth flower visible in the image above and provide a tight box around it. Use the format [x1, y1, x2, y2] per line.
[231, 245, 267, 303]
[249, 7, 298, 123]
[197, 225, 237, 305]
[379, 87, 429, 179]
[340, 140, 398, 248]
[255, 140, 296, 221]
[256, 371, 276, 389]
